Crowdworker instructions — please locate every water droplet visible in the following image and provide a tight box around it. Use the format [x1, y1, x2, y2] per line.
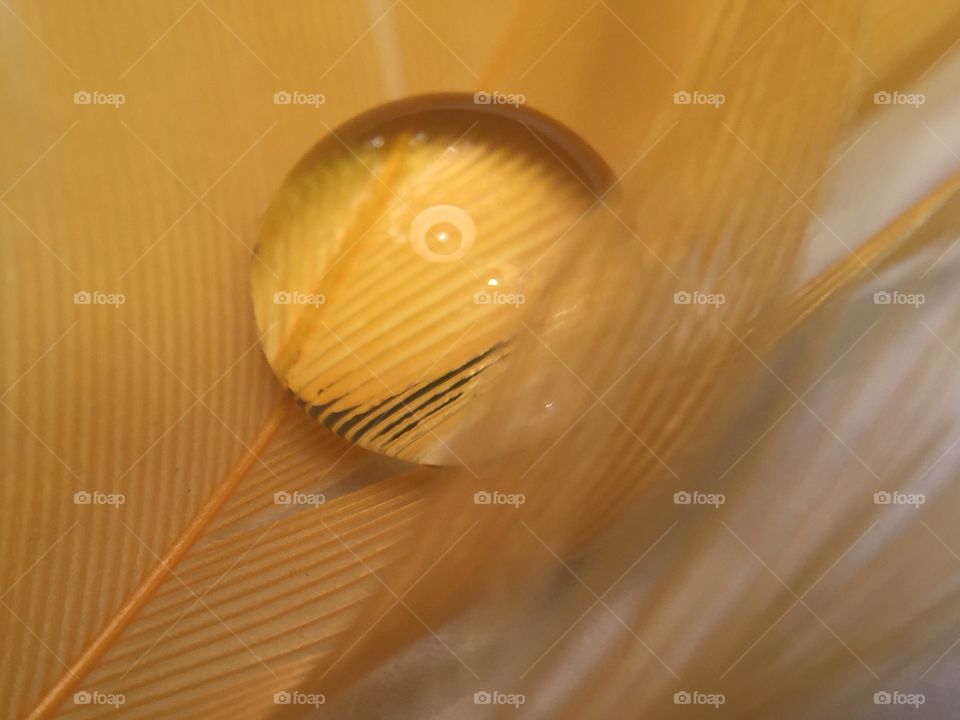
[252, 94, 612, 464]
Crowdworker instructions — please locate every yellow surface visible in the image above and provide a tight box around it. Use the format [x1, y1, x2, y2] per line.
[4, 1, 960, 718]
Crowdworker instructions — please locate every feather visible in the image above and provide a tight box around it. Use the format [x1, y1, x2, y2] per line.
[3, 1, 960, 719]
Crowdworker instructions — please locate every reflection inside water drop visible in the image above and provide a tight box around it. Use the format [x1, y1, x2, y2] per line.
[424, 222, 463, 257]
[251, 93, 612, 464]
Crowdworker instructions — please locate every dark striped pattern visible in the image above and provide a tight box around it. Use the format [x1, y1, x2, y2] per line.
[299, 341, 507, 459]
